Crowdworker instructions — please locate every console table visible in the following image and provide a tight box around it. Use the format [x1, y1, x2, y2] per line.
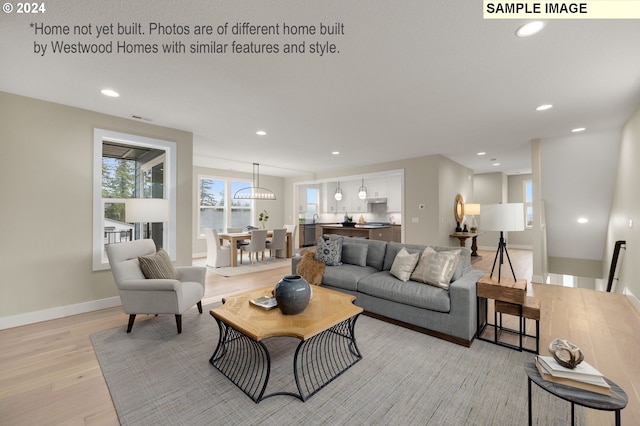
[449, 232, 483, 257]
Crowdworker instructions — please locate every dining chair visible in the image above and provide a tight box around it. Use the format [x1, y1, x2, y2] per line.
[204, 228, 231, 268]
[240, 229, 267, 264]
[284, 224, 297, 251]
[266, 228, 287, 259]
[226, 227, 249, 248]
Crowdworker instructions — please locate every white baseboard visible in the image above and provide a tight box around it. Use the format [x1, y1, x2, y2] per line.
[0, 296, 122, 330]
[623, 288, 640, 314]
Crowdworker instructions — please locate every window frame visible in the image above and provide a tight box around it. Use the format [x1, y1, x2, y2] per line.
[197, 174, 253, 238]
[523, 179, 533, 229]
[93, 129, 177, 270]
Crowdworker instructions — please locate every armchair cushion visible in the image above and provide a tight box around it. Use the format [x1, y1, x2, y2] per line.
[138, 248, 179, 280]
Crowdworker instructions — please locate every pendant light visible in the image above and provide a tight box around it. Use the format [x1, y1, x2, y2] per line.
[233, 163, 276, 200]
[334, 181, 343, 201]
[358, 178, 367, 200]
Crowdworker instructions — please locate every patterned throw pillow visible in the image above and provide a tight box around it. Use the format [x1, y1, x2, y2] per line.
[411, 247, 460, 290]
[138, 248, 179, 280]
[389, 247, 420, 282]
[316, 236, 343, 266]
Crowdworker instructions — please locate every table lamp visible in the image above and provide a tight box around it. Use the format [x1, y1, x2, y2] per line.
[463, 203, 480, 232]
[481, 203, 524, 282]
[125, 198, 169, 244]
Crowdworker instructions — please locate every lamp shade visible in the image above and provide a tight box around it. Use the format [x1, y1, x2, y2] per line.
[481, 203, 524, 232]
[125, 198, 169, 223]
[463, 203, 480, 216]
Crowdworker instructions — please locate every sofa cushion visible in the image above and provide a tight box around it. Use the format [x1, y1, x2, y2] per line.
[383, 242, 427, 271]
[341, 242, 368, 267]
[138, 248, 178, 280]
[431, 246, 472, 281]
[316, 236, 343, 266]
[411, 247, 460, 290]
[389, 247, 420, 282]
[335, 237, 387, 270]
[321, 264, 379, 292]
[358, 271, 451, 313]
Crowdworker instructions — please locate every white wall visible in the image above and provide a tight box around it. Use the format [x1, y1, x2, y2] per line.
[605, 102, 640, 302]
[0, 92, 194, 326]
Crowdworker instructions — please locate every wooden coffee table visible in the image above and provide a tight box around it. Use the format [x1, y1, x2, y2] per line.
[209, 285, 363, 403]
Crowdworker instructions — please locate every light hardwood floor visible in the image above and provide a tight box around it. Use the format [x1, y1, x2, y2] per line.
[2, 249, 637, 425]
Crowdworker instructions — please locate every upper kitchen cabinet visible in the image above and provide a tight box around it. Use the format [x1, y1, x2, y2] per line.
[322, 181, 338, 213]
[365, 175, 402, 212]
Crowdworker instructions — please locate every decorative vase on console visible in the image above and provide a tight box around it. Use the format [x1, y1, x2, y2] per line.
[274, 275, 311, 315]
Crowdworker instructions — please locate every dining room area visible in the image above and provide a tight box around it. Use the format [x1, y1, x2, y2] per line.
[196, 225, 296, 276]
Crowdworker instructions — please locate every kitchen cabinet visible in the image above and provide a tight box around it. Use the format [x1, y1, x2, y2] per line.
[392, 225, 401, 242]
[322, 182, 338, 213]
[321, 225, 394, 241]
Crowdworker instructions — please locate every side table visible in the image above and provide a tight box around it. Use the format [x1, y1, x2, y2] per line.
[525, 360, 628, 426]
[476, 273, 539, 352]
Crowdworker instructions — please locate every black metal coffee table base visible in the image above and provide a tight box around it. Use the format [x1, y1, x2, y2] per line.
[210, 314, 362, 403]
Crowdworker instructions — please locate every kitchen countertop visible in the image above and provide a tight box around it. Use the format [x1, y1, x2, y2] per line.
[319, 223, 400, 229]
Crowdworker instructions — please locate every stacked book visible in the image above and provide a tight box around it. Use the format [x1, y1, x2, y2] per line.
[535, 355, 611, 395]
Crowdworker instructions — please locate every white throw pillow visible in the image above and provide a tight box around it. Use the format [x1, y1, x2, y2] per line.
[411, 247, 461, 290]
[390, 247, 420, 282]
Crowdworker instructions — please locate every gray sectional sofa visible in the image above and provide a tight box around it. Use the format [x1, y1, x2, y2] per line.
[291, 237, 486, 346]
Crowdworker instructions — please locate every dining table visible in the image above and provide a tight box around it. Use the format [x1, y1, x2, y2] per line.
[218, 230, 293, 267]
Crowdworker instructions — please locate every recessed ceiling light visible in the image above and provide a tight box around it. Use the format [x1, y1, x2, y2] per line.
[332, 151, 340, 155]
[493, 162, 500, 166]
[577, 217, 589, 224]
[516, 21, 545, 37]
[536, 104, 553, 111]
[477, 152, 486, 156]
[100, 89, 120, 97]
[256, 130, 267, 136]
[572, 127, 586, 133]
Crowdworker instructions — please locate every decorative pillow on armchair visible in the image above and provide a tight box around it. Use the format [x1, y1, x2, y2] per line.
[138, 248, 179, 280]
[411, 247, 460, 290]
[316, 236, 343, 266]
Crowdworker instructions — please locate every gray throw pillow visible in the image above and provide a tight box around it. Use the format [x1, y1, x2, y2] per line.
[138, 248, 179, 280]
[316, 236, 343, 266]
[341, 243, 368, 267]
[390, 247, 420, 282]
[411, 247, 460, 290]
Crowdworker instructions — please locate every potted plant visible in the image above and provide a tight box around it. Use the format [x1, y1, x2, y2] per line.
[258, 210, 269, 229]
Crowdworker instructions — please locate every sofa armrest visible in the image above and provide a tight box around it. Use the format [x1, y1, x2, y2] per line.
[447, 269, 486, 340]
[177, 266, 206, 285]
[291, 255, 302, 274]
[119, 279, 181, 292]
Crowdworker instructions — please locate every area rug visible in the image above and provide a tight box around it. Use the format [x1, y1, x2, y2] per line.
[91, 307, 582, 426]
[193, 257, 290, 277]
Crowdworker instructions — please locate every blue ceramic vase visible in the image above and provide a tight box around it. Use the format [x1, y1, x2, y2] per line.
[274, 274, 311, 315]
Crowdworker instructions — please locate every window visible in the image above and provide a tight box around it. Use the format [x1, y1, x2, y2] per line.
[524, 179, 533, 228]
[198, 175, 253, 236]
[93, 129, 176, 271]
[306, 187, 319, 217]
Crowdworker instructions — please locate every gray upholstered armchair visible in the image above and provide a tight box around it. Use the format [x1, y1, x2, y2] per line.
[105, 239, 206, 333]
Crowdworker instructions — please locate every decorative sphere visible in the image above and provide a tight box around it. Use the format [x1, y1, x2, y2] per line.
[274, 275, 311, 315]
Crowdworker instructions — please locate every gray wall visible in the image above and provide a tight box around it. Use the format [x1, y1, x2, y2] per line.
[0, 92, 194, 323]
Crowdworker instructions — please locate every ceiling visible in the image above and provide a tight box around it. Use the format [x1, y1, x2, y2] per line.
[2, 2, 639, 179]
